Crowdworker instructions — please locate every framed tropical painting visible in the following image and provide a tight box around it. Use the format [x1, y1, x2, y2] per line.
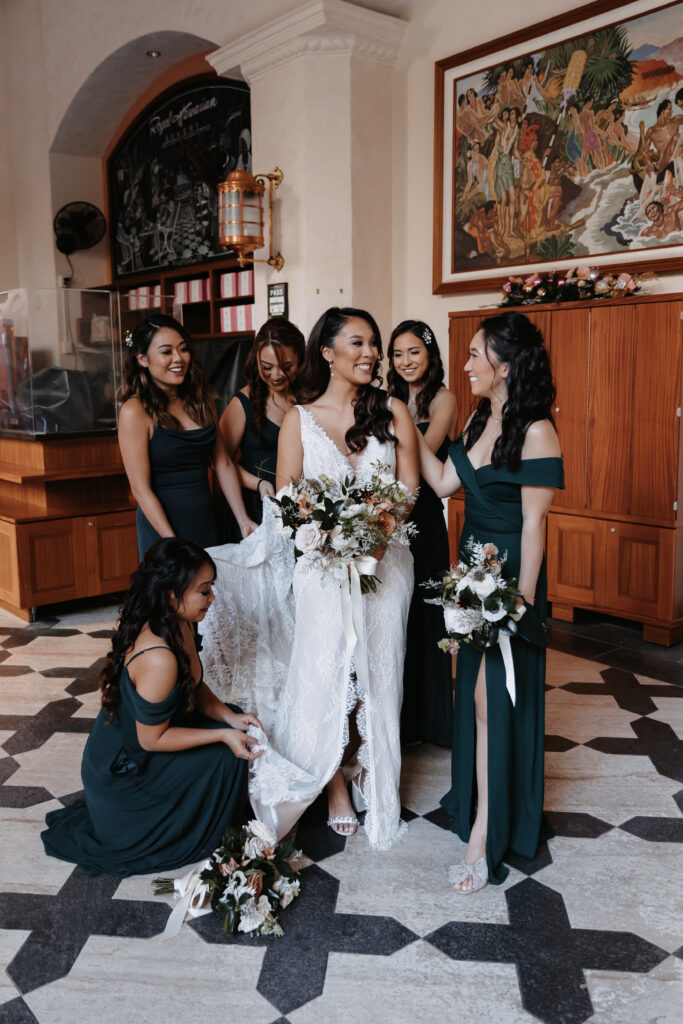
[433, 0, 683, 293]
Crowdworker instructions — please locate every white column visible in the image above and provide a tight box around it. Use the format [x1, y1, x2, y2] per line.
[209, 0, 406, 340]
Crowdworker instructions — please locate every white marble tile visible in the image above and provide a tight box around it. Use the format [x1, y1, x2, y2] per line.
[2, 633, 110, 670]
[24, 931, 274, 1024]
[545, 746, 679, 824]
[0, 801, 74, 894]
[647, 697, 683, 739]
[11, 733, 86, 797]
[0, 608, 26, 628]
[399, 743, 451, 815]
[0, 928, 29, 1007]
[545, 688, 637, 743]
[54, 605, 117, 631]
[71, 688, 102, 718]
[324, 817, 523, 937]
[0, 674, 73, 716]
[537, 830, 682, 952]
[289, 940, 536, 1024]
[545, 649, 607, 688]
[586, 955, 683, 1024]
[0, 730, 15, 749]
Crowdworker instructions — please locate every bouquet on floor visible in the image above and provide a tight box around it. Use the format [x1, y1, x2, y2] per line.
[423, 538, 523, 655]
[270, 461, 416, 593]
[153, 820, 301, 936]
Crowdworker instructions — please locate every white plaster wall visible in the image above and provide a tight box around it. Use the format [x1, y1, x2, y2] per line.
[0, 0, 17, 288]
[49, 153, 108, 289]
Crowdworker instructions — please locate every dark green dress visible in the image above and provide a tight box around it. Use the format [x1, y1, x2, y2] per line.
[223, 391, 280, 542]
[440, 438, 564, 884]
[401, 423, 453, 746]
[41, 649, 248, 877]
[136, 423, 218, 557]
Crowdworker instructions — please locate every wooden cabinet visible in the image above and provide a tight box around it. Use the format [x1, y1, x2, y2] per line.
[449, 295, 683, 645]
[0, 435, 138, 620]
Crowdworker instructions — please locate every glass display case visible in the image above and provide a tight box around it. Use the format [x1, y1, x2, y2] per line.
[0, 288, 118, 438]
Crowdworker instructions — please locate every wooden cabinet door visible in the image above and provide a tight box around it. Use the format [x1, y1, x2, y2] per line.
[549, 308, 589, 511]
[16, 518, 87, 606]
[604, 520, 675, 619]
[547, 513, 605, 607]
[586, 304, 634, 514]
[449, 315, 480, 434]
[448, 497, 466, 566]
[83, 510, 139, 596]
[0, 519, 20, 607]
[630, 301, 682, 521]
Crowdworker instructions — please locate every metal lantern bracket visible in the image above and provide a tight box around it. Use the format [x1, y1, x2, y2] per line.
[218, 166, 284, 272]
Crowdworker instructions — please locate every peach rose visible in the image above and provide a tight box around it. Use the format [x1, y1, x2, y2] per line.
[376, 510, 396, 537]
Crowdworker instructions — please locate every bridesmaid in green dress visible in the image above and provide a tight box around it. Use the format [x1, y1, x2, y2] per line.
[387, 320, 458, 746]
[220, 318, 304, 541]
[418, 311, 563, 892]
[118, 315, 257, 557]
[42, 538, 263, 877]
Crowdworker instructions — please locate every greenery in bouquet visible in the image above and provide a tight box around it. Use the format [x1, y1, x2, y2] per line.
[154, 820, 301, 936]
[499, 267, 656, 307]
[269, 460, 416, 593]
[423, 538, 522, 654]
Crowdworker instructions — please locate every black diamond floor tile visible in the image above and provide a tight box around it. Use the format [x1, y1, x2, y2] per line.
[544, 811, 614, 839]
[619, 816, 683, 843]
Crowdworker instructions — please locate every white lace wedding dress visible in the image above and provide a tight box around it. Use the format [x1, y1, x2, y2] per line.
[200, 404, 413, 849]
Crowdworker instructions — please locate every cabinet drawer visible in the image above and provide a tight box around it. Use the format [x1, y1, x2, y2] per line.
[604, 521, 675, 619]
[547, 514, 605, 606]
[83, 510, 138, 596]
[16, 518, 87, 605]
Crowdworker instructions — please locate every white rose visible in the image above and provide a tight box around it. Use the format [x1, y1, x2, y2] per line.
[273, 876, 300, 908]
[472, 574, 497, 600]
[247, 820, 277, 846]
[444, 605, 483, 633]
[295, 522, 322, 552]
[340, 504, 365, 518]
[243, 836, 267, 860]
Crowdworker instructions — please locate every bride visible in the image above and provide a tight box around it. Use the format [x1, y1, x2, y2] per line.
[201, 307, 418, 849]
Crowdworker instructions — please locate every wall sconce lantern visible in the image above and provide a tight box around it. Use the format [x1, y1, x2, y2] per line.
[218, 167, 284, 271]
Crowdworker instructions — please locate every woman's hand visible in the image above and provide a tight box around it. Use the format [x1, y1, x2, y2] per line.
[239, 518, 259, 538]
[258, 479, 275, 499]
[227, 710, 263, 732]
[222, 728, 263, 760]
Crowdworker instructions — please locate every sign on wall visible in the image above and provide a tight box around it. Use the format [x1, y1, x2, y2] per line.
[109, 76, 251, 279]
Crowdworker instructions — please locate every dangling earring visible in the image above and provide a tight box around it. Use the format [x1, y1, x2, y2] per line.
[327, 360, 334, 379]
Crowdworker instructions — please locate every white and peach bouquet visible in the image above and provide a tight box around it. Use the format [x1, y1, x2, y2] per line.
[270, 461, 416, 593]
[424, 538, 524, 654]
[153, 820, 301, 936]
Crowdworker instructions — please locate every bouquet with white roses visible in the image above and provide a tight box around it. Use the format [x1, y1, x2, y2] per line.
[270, 461, 416, 593]
[153, 820, 301, 936]
[424, 538, 523, 655]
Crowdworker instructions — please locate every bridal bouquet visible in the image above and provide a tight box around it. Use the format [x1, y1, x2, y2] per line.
[270, 461, 416, 593]
[153, 820, 301, 937]
[424, 538, 523, 655]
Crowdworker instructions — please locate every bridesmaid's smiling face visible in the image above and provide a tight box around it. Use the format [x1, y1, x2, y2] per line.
[391, 332, 430, 386]
[174, 563, 216, 623]
[465, 330, 509, 400]
[257, 343, 299, 393]
[137, 327, 191, 393]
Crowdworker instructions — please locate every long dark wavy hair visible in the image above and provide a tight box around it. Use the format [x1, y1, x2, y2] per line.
[463, 311, 556, 471]
[118, 314, 216, 429]
[297, 307, 396, 453]
[100, 538, 216, 721]
[243, 318, 305, 441]
[387, 320, 445, 421]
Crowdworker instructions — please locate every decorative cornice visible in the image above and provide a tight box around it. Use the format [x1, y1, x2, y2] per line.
[208, 0, 407, 81]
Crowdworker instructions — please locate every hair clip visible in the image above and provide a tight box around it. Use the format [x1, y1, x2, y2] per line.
[421, 327, 432, 345]
[125, 330, 133, 348]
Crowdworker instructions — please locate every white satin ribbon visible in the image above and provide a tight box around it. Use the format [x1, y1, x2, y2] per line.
[499, 604, 526, 707]
[161, 859, 213, 939]
[339, 557, 377, 695]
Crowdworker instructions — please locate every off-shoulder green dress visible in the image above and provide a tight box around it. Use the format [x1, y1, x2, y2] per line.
[440, 438, 564, 884]
[41, 649, 248, 877]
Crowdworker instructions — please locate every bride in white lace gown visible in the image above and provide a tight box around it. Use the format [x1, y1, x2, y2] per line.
[201, 308, 418, 849]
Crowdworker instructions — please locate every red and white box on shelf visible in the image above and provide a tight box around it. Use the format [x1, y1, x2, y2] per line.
[220, 269, 254, 298]
[174, 279, 209, 303]
[220, 304, 254, 333]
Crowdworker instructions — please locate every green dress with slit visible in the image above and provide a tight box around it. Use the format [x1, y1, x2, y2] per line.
[41, 648, 248, 877]
[440, 438, 564, 884]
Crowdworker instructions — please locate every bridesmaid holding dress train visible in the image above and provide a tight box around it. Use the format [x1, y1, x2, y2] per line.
[418, 311, 563, 892]
[387, 320, 458, 746]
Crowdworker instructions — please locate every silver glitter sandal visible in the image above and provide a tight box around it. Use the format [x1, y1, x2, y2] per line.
[327, 815, 358, 836]
[449, 856, 488, 893]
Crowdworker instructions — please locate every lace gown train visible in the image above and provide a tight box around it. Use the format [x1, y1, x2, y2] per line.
[200, 404, 413, 849]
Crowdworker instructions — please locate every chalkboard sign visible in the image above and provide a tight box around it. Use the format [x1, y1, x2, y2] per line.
[109, 76, 251, 278]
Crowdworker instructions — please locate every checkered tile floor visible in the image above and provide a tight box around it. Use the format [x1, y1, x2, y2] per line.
[0, 603, 681, 1024]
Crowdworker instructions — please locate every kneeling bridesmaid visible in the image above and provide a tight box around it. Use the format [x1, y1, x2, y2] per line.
[42, 538, 262, 877]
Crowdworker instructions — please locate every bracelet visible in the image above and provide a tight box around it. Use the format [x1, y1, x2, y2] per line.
[257, 478, 267, 494]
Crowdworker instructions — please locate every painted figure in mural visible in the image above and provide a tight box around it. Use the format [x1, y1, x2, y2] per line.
[642, 195, 683, 239]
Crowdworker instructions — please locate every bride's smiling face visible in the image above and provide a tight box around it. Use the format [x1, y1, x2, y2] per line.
[323, 316, 379, 386]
